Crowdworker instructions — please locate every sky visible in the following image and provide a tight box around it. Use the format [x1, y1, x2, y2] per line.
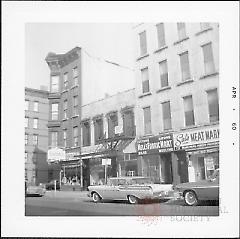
[25, 23, 136, 104]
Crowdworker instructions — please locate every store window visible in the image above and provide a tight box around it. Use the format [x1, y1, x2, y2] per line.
[162, 101, 172, 130]
[33, 101, 39, 112]
[177, 22, 187, 40]
[141, 67, 150, 94]
[202, 42, 215, 75]
[33, 118, 38, 129]
[183, 95, 195, 126]
[94, 118, 104, 144]
[143, 106, 152, 135]
[51, 75, 59, 93]
[73, 126, 78, 147]
[108, 113, 118, 138]
[159, 60, 169, 88]
[180, 51, 191, 81]
[51, 103, 59, 120]
[51, 132, 58, 147]
[139, 31, 147, 56]
[207, 89, 219, 122]
[156, 23, 166, 48]
[82, 121, 91, 147]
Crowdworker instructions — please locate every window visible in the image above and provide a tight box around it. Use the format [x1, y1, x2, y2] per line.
[162, 101, 172, 130]
[139, 31, 147, 56]
[51, 132, 58, 147]
[25, 152, 28, 162]
[207, 89, 219, 122]
[63, 100, 67, 119]
[82, 121, 91, 146]
[183, 95, 195, 126]
[123, 110, 135, 137]
[94, 118, 104, 143]
[25, 134, 28, 145]
[25, 100, 29, 111]
[33, 134, 38, 145]
[73, 96, 78, 116]
[108, 113, 118, 138]
[72, 67, 78, 86]
[33, 118, 38, 129]
[51, 103, 59, 120]
[51, 75, 59, 93]
[159, 60, 169, 87]
[180, 52, 191, 81]
[200, 22, 210, 31]
[63, 129, 67, 148]
[143, 107, 152, 134]
[156, 23, 166, 48]
[177, 22, 187, 40]
[202, 43, 215, 75]
[141, 68, 150, 93]
[73, 127, 78, 147]
[64, 72, 68, 89]
[33, 101, 39, 112]
[25, 117, 29, 128]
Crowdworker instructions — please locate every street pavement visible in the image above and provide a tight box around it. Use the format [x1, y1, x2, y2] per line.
[25, 190, 219, 216]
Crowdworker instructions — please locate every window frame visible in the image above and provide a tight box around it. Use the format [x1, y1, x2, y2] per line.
[51, 75, 59, 93]
[162, 101, 172, 130]
[183, 95, 195, 127]
[202, 42, 215, 75]
[156, 23, 166, 48]
[159, 60, 169, 88]
[206, 89, 219, 123]
[33, 101, 39, 112]
[51, 103, 59, 120]
[33, 118, 38, 129]
[143, 106, 152, 135]
[179, 51, 191, 82]
[139, 30, 147, 56]
[141, 67, 150, 94]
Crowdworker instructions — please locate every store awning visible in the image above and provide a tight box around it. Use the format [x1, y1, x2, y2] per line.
[123, 138, 137, 154]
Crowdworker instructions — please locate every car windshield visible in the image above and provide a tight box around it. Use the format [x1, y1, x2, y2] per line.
[209, 169, 219, 180]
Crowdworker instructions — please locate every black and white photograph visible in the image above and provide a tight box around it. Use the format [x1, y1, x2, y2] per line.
[2, 2, 239, 238]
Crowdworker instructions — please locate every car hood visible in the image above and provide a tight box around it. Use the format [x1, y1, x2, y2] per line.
[148, 184, 173, 192]
[175, 180, 215, 188]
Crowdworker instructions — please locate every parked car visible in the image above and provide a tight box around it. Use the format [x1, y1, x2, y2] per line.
[87, 176, 174, 204]
[174, 168, 219, 206]
[26, 183, 46, 197]
[45, 180, 60, 190]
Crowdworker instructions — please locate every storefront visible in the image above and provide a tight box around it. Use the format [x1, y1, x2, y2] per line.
[137, 133, 174, 184]
[173, 124, 219, 182]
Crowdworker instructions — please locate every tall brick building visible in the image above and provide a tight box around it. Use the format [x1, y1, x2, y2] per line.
[134, 23, 219, 185]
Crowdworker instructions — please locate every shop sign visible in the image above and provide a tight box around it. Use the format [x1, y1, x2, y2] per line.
[173, 125, 219, 151]
[204, 156, 215, 170]
[102, 158, 111, 165]
[137, 133, 174, 156]
[65, 152, 79, 161]
[47, 147, 66, 163]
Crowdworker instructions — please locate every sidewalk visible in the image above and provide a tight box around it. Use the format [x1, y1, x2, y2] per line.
[45, 190, 89, 199]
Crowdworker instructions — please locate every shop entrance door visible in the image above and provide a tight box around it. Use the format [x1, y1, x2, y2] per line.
[161, 154, 173, 184]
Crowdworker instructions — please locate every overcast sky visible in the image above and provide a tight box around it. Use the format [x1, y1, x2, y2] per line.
[25, 23, 136, 104]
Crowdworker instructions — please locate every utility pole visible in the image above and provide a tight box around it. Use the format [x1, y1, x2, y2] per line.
[80, 159, 83, 189]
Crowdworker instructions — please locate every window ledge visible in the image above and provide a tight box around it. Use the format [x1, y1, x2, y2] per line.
[71, 115, 79, 119]
[153, 45, 168, 54]
[180, 125, 200, 131]
[176, 79, 194, 86]
[70, 84, 79, 90]
[161, 129, 174, 133]
[199, 72, 219, 80]
[62, 118, 68, 121]
[173, 37, 189, 45]
[61, 89, 69, 94]
[195, 27, 213, 36]
[156, 86, 171, 93]
[136, 54, 149, 61]
[138, 92, 152, 98]
[141, 133, 153, 138]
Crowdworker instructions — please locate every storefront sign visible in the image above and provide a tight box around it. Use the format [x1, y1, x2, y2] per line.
[173, 125, 219, 151]
[65, 152, 79, 161]
[47, 147, 66, 163]
[102, 158, 111, 165]
[137, 133, 174, 155]
[204, 156, 215, 170]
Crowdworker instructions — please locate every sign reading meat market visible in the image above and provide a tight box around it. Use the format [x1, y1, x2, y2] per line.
[137, 133, 174, 155]
[173, 125, 219, 151]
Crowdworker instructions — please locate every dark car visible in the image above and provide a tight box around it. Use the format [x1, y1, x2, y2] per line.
[45, 180, 60, 190]
[174, 168, 219, 206]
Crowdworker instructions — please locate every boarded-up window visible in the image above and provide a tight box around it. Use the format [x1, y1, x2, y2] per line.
[162, 101, 172, 130]
[141, 68, 150, 93]
[143, 107, 151, 135]
[207, 89, 219, 122]
[183, 95, 195, 126]
[202, 42, 215, 75]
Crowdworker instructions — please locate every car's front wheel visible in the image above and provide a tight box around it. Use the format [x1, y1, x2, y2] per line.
[92, 192, 101, 203]
[128, 195, 138, 204]
[184, 190, 198, 206]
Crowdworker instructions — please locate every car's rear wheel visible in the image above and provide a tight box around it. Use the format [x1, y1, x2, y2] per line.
[128, 195, 138, 204]
[184, 190, 198, 206]
[92, 192, 101, 203]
